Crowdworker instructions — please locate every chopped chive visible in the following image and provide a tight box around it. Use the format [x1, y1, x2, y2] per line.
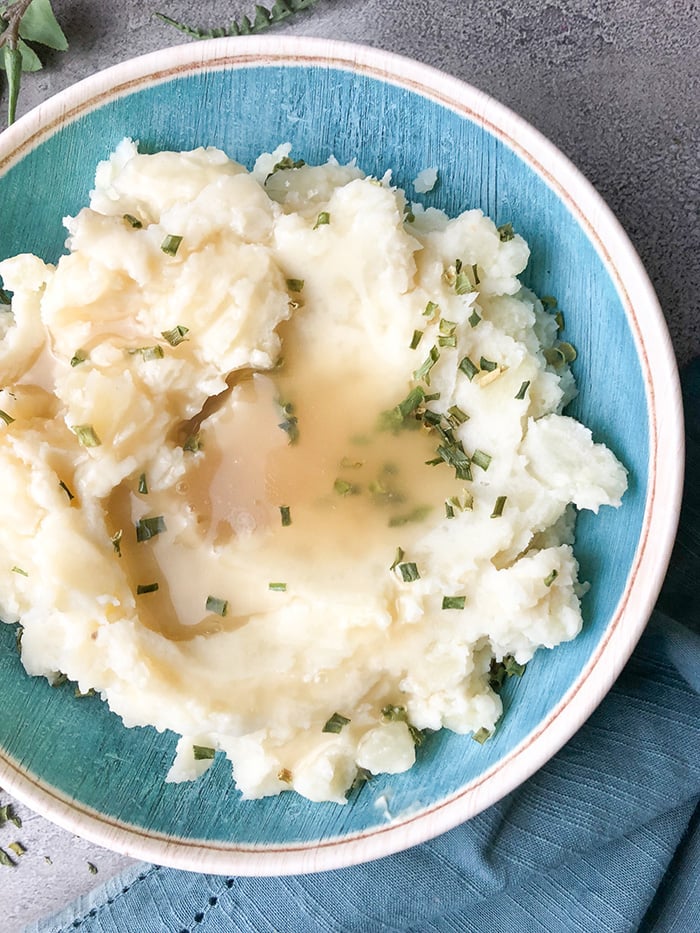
[278, 403, 299, 444]
[554, 310, 565, 330]
[136, 582, 159, 595]
[459, 356, 479, 380]
[504, 656, 527, 677]
[333, 478, 357, 496]
[468, 308, 481, 328]
[398, 562, 420, 583]
[390, 546, 405, 571]
[0, 409, 14, 425]
[382, 704, 408, 722]
[471, 263, 480, 285]
[0, 848, 16, 868]
[270, 155, 305, 175]
[11, 566, 27, 576]
[543, 347, 566, 368]
[497, 222, 515, 241]
[410, 329, 424, 349]
[138, 473, 148, 495]
[479, 357, 497, 372]
[541, 295, 557, 309]
[455, 259, 463, 273]
[424, 392, 441, 402]
[413, 346, 440, 385]
[0, 288, 11, 305]
[454, 270, 474, 295]
[183, 431, 203, 452]
[423, 300, 439, 319]
[111, 530, 122, 557]
[161, 325, 189, 346]
[472, 727, 492, 744]
[515, 380, 530, 400]
[71, 424, 101, 447]
[279, 505, 291, 526]
[442, 595, 466, 610]
[313, 211, 330, 229]
[438, 335, 457, 348]
[445, 501, 455, 518]
[322, 712, 350, 733]
[388, 506, 431, 527]
[286, 278, 305, 292]
[59, 480, 75, 500]
[436, 443, 472, 480]
[206, 595, 228, 616]
[123, 213, 142, 228]
[447, 405, 469, 425]
[135, 515, 167, 542]
[161, 234, 183, 256]
[70, 349, 88, 367]
[439, 319, 457, 337]
[422, 409, 442, 427]
[471, 449, 492, 471]
[128, 345, 165, 361]
[7, 841, 25, 858]
[544, 569, 559, 587]
[558, 341, 577, 362]
[491, 495, 507, 518]
[269, 582, 287, 592]
[193, 745, 216, 760]
[340, 456, 364, 469]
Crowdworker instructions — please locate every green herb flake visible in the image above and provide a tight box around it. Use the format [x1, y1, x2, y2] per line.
[0, 848, 16, 868]
[270, 155, 306, 174]
[544, 569, 559, 587]
[286, 278, 305, 292]
[128, 345, 165, 361]
[515, 380, 530, 400]
[439, 319, 457, 337]
[279, 505, 292, 527]
[497, 222, 515, 242]
[471, 263, 480, 285]
[458, 356, 479, 381]
[491, 495, 507, 518]
[438, 334, 457, 349]
[87, 862, 99, 875]
[544, 346, 566, 368]
[206, 595, 228, 616]
[136, 583, 159, 595]
[322, 712, 350, 734]
[44, 856, 52, 865]
[8, 841, 25, 858]
[472, 727, 492, 744]
[0, 409, 15, 425]
[413, 345, 440, 385]
[389, 546, 405, 571]
[135, 515, 167, 542]
[423, 300, 439, 320]
[161, 325, 190, 346]
[479, 357, 498, 373]
[160, 234, 183, 256]
[410, 329, 424, 350]
[123, 213, 143, 228]
[138, 473, 148, 495]
[333, 478, 357, 496]
[504, 656, 527, 677]
[59, 480, 74, 501]
[558, 341, 578, 363]
[447, 405, 469, 426]
[70, 349, 88, 367]
[340, 456, 364, 469]
[398, 561, 420, 583]
[313, 211, 330, 229]
[382, 704, 408, 722]
[278, 407, 299, 444]
[269, 582, 287, 592]
[71, 424, 101, 447]
[183, 431, 203, 453]
[0, 288, 11, 305]
[388, 506, 431, 527]
[541, 295, 558, 309]
[445, 501, 455, 519]
[468, 308, 481, 328]
[554, 310, 565, 330]
[454, 270, 475, 295]
[442, 595, 466, 610]
[436, 443, 472, 481]
[471, 449, 492, 471]
[111, 530, 123, 558]
[11, 566, 27, 577]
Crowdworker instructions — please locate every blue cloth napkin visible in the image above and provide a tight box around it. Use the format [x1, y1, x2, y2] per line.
[31, 363, 700, 933]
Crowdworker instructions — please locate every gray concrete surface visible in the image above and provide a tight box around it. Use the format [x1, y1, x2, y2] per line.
[1, 0, 698, 929]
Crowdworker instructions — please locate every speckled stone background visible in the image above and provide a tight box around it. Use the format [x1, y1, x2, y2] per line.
[1, 0, 698, 929]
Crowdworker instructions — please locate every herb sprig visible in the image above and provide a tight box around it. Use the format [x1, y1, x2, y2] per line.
[155, 0, 319, 40]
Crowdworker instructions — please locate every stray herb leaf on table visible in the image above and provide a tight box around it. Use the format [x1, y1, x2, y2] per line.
[155, 0, 320, 40]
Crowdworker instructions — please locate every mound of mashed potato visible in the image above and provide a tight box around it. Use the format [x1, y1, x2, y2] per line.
[0, 140, 627, 803]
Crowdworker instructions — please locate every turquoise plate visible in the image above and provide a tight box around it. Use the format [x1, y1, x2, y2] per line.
[0, 38, 683, 873]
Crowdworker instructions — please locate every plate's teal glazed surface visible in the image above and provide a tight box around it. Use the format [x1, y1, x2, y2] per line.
[0, 55, 649, 855]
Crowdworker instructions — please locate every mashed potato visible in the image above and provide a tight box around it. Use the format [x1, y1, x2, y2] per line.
[0, 140, 627, 803]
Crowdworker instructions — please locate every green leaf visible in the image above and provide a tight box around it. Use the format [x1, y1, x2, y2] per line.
[18, 0, 68, 51]
[17, 38, 42, 73]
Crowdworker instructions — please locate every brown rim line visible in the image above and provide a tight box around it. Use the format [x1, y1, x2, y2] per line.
[0, 37, 684, 875]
